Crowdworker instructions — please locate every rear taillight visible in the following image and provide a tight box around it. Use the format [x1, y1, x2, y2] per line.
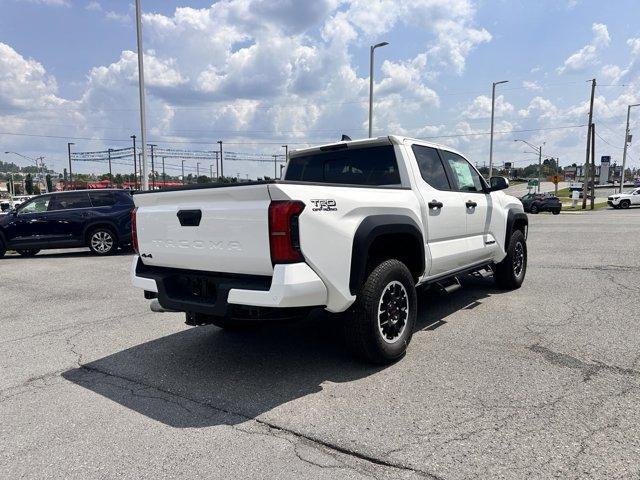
[131, 207, 139, 254]
[268, 200, 305, 264]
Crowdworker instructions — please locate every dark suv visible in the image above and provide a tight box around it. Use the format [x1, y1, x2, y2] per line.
[0, 189, 134, 258]
[521, 193, 562, 214]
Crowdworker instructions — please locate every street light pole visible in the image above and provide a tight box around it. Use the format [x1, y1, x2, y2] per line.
[130, 135, 137, 189]
[489, 80, 508, 178]
[197, 162, 200, 179]
[134, 0, 149, 190]
[514, 139, 545, 192]
[148, 144, 156, 189]
[368, 41, 389, 138]
[107, 148, 113, 187]
[67, 142, 74, 190]
[161, 156, 165, 187]
[620, 103, 640, 193]
[217, 141, 223, 179]
[281, 144, 288, 179]
[181, 160, 185, 185]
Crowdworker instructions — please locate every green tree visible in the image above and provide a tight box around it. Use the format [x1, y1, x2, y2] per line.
[25, 173, 33, 194]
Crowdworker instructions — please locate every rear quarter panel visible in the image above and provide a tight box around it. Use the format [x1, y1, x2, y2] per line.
[269, 183, 422, 312]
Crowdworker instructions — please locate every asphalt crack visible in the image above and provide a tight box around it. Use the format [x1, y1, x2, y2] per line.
[72, 363, 440, 479]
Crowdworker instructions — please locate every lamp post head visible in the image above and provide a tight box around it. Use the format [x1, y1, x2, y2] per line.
[373, 41, 389, 49]
[494, 80, 509, 86]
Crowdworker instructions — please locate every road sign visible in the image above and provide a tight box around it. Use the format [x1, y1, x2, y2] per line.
[549, 175, 561, 184]
[527, 179, 539, 188]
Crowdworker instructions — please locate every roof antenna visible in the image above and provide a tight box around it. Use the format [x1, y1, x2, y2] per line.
[341, 134, 352, 141]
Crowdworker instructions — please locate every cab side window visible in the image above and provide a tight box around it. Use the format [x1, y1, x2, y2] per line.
[49, 193, 92, 211]
[440, 150, 484, 193]
[411, 145, 451, 190]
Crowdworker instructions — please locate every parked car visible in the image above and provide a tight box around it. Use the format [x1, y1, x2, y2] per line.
[608, 187, 640, 209]
[0, 189, 134, 258]
[520, 193, 561, 214]
[131, 135, 528, 364]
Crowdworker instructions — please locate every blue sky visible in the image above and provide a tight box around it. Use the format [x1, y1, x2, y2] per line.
[1, 0, 639, 178]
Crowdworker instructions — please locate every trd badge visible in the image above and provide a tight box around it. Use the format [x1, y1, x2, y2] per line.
[310, 199, 337, 211]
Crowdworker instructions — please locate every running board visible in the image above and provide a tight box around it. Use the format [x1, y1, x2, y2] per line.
[471, 266, 494, 279]
[434, 277, 462, 295]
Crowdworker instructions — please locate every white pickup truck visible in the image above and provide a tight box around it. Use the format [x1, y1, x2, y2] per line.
[131, 136, 528, 363]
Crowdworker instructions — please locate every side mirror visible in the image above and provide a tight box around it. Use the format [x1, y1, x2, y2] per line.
[489, 176, 509, 191]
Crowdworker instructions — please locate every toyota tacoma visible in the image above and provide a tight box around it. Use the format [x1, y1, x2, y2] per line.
[131, 136, 528, 363]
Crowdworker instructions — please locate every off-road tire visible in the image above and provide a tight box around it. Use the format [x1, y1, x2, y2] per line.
[345, 259, 417, 364]
[16, 249, 40, 257]
[87, 227, 117, 255]
[620, 200, 631, 209]
[494, 229, 527, 290]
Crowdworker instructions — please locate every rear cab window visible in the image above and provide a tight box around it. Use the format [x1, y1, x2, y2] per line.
[285, 145, 401, 186]
[411, 145, 451, 190]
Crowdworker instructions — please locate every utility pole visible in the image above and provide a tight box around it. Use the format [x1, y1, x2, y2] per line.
[107, 148, 113, 187]
[217, 141, 223, 179]
[197, 162, 200, 179]
[272, 155, 278, 179]
[161, 156, 165, 187]
[131, 135, 138, 189]
[134, 0, 149, 190]
[368, 41, 389, 138]
[181, 159, 185, 185]
[210, 164, 214, 181]
[538, 145, 542, 193]
[215, 151, 219, 181]
[619, 103, 640, 193]
[489, 80, 509, 178]
[582, 78, 596, 210]
[67, 142, 74, 190]
[590, 124, 596, 210]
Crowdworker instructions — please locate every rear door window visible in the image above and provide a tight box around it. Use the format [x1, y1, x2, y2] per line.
[285, 145, 401, 186]
[89, 191, 117, 207]
[49, 192, 92, 211]
[411, 145, 451, 190]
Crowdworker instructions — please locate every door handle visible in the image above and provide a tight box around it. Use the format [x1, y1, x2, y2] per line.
[428, 200, 443, 209]
[466, 200, 477, 208]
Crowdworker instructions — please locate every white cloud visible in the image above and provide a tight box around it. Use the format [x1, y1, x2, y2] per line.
[20, 0, 69, 6]
[85, 1, 101, 12]
[522, 80, 542, 91]
[462, 94, 513, 120]
[518, 97, 558, 120]
[557, 23, 610, 74]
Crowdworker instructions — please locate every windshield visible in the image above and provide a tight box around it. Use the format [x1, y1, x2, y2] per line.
[622, 189, 636, 195]
[285, 145, 401, 186]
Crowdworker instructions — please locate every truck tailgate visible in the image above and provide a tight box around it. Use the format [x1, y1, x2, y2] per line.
[133, 184, 273, 276]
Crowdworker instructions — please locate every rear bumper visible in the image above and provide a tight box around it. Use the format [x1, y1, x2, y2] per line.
[131, 256, 327, 314]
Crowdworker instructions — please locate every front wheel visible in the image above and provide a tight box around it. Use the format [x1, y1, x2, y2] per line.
[552, 210, 560, 215]
[344, 259, 417, 364]
[620, 200, 631, 209]
[530, 204, 539, 214]
[494, 230, 527, 290]
[88, 227, 117, 255]
[0, 239, 6, 259]
[16, 249, 40, 257]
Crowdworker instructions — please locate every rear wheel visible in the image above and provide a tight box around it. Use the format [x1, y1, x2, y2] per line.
[494, 230, 527, 290]
[16, 249, 40, 257]
[530, 204, 539, 214]
[0, 239, 6, 259]
[552, 209, 560, 215]
[620, 200, 631, 209]
[344, 259, 417, 364]
[88, 227, 117, 255]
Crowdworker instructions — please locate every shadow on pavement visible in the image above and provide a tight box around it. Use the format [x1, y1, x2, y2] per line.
[63, 275, 504, 428]
[3, 249, 133, 260]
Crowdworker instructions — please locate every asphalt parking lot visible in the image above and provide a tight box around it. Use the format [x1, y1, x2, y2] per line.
[1, 210, 639, 479]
